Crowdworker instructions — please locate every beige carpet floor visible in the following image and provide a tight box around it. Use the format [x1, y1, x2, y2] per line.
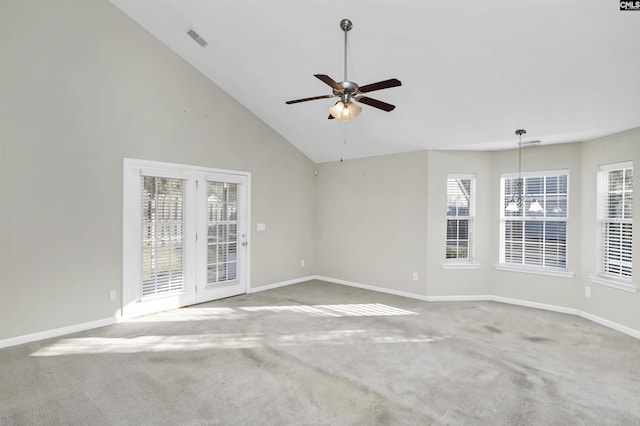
[1, 280, 639, 425]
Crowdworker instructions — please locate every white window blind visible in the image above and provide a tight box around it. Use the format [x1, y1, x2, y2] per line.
[600, 163, 633, 279]
[446, 175, 474, 261]
[141, 176, 185, 297]
[501, 172, 568, 269]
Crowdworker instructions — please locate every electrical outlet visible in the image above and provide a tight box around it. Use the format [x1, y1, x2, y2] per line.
[109, 289, 117, 301]
[412, 272, 418, 281]
[585, 286, 591, 298]
[301, 259, 305, 268]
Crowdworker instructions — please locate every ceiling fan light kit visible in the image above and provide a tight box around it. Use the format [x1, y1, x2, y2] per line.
[329, 100, 362, 120]
[286, 19, 401, 121]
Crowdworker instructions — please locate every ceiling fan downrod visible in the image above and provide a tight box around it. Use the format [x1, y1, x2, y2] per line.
[340, 19, 352, 82]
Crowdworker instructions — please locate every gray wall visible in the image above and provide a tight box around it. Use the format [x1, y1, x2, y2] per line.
[315, 152, 429, 294]
[489, 142, 582, 308]
[316, 130, 640, 332]
[425, 150, 493, 296]
[0, 0, 316, 339]
[1, 0, 638, 341]
[578, 129, 640, 329]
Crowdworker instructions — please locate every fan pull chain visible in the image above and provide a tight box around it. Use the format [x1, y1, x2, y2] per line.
[340, 122, 347, 162]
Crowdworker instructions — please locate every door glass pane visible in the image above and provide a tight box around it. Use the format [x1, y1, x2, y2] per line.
[207, 182, 238, 285]
[141, 176, 185, 297]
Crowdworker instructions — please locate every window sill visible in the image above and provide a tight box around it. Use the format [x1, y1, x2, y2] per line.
[589, 276, 638, 293]
[494, 264, 575, 278]
[441, 263, 481, 270]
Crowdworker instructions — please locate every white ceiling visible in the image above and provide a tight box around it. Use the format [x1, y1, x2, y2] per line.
[111, 0, 640, 163]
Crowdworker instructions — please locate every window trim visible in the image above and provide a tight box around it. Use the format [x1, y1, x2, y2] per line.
[594, 161, 633, 289]
[498, 169, 570, 273]
[443, 173, 477, 265]
[495, 263, 574, 278]
[442, 262, 481, 270]
[589, 275, 637, 293]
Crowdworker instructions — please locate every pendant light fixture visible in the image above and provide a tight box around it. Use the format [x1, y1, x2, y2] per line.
[529, 194, 543, 212]
[505, 129, 543, 213]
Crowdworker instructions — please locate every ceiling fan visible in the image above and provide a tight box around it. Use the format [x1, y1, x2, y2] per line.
[285, 19, 402, 121]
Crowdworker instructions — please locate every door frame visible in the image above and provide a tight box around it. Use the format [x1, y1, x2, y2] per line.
[122, 158, 251, 319]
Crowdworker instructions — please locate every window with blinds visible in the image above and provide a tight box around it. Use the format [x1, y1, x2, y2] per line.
[446, 175, 474, 261]
[500, 172, 568, 269]
[141, 176, 185, 297]
[599, 163, 633, 279]
[207, 182, 238, 284]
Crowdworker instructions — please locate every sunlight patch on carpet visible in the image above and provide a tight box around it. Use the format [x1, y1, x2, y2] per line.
[30, 328, 443, 356]
[239, 303, 418, 317]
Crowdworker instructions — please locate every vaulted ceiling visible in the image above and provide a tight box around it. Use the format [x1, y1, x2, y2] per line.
[111, 0, 640, 163]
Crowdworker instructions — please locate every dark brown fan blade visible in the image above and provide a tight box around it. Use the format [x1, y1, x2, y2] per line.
[286, 94, 334, 104]
[357, 96, 396, 112]
[314, 74, 343, 91]
[358, 78, 402, 93]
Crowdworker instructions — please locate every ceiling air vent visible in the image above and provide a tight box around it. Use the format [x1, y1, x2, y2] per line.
[187, 29, 207, 47]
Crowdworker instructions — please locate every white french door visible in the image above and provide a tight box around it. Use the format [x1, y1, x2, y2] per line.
[122, 159, 250, 318]
[195, 172, 248, 303]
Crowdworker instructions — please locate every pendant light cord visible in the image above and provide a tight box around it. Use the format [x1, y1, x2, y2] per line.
[518, 132, 522, 200]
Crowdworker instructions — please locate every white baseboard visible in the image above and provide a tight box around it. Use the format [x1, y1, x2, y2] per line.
[0, 276, 316, 349]
[248, 275, 317, 293]
[316, 275, 640, 340]
[0, 317, 119, 349]
[490, 295, 579, 316]
[3, 275, 637, 349]
[426, 295, 494, 302]
[316, 276, 432, 301]
[317, 276, 495, 303]
[579, 310, 640, 339]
